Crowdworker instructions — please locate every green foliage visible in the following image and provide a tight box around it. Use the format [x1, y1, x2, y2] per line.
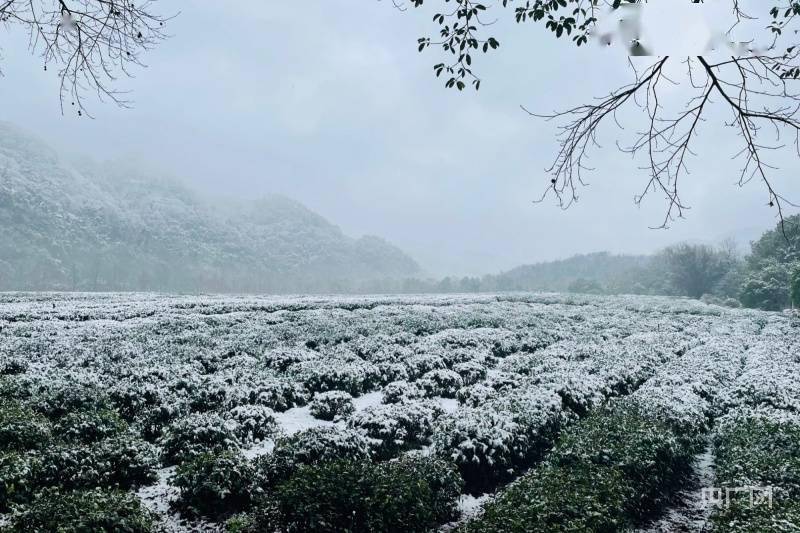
[229, 457, 462, 533]
[308, 390, 355, 421]
[748, 215, 800, 269]
[0, 401, 52, 452]
[740, 216, 800, 310]
[252, 427, 370, 489]
[54, 406, 128, 444]
[160, 413, 240, 466]
[8, 487, 157, 533]
[551, 403, 693, 516]
[656, 243, 739, 299]
[739, 259, 793, 311]
[712, 500, 800, 533]
[0, 452, 40, 512]
[36, 435, 159, 490]
[464, 461, 632, 532]
[174, 451, 255, 519]
[714, 415, 800, 499]
[791, 264, 800, 307]
[464, 402, 694, 532]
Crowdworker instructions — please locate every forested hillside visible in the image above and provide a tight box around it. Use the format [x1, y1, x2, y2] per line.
[0, 123, 420, 292]
[488, 252, 657, 293]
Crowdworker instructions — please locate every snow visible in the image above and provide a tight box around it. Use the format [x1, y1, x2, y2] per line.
[1, 291, 797, 530]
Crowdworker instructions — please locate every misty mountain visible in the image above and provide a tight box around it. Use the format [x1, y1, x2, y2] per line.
[0, 123, 420, 292]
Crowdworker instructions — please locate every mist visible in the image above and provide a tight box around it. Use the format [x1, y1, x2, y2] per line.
[1, 0, 798, 280]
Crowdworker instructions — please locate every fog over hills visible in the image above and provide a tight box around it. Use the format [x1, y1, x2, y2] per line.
[0, 123, 420, 292]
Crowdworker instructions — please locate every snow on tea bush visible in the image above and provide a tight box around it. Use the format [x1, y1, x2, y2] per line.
[417, 369, 463, 398]
[0, 452, 39, 512]
[0, 357, 27, 376]
[348, 401, 443, 459]
[30, 380, 109, 420]
[253, 426, 370, 488]
[262, 346, 320, 372]
[108, 380, 164, 422]
[404, 352, 447, 380]
[309, 390, 355, 421]
[226, 405, 280, 444]
[160, 412, 240, 466]
[456, 383, 498, 407]
[432, 407, 529, 493]
[289, 359, 380, 396]
[713, 408, 800, 500]
[8, 487, 157, 533]
[53, 406, 128, 443]
[0, 403, 52, 451]
[174, 450, 255, 518]
[551, 403, 693, 516]
[35, 435, 159, 490]
[230, 456, 462, 533]
[465, 461, 633, 533]
[381, 380, 423, 404]
[1, 292, 797, 530]
[238, 376, 309, 412]
[452, 361, 488, 386]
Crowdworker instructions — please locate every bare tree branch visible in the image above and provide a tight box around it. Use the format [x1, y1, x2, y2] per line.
[0, 0, 172, 116]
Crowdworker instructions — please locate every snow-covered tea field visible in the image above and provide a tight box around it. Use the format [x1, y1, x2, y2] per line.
[1, 292, 799, 532]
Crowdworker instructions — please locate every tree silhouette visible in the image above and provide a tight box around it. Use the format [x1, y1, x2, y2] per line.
[0, 0, 170, 116]
[396, 0, 800, 228]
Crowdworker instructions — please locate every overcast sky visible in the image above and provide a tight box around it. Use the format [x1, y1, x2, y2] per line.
[1, 1, 798, 276]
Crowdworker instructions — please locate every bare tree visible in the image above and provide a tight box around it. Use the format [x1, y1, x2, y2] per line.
[0, 0, 171, 116]
[396, 0, 800, 228]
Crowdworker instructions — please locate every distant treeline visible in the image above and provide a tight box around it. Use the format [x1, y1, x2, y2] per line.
[372, 215, 800, 312]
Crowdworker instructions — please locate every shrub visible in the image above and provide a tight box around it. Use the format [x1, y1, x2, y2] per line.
[253, 427, 370, 489]
[189, 379, 231, 412]
[348, 401, 442, 459]
[0, 358, 27, 376]
[242, 378, 309, 412]
[161, 413, 240, 466]
[417, 369, 463, 398]
[289, 360, 380, 396]
[262, 347, 319, 372]
[36, 435, 159, 490]
[452, 361, 488, 386]
[231, 457, 462, 533]
[174, 451, 255, 518]
[375, 362, 410, 384]
[456, 383, 497, 407]
[464, 461, 633, 532]
[404, 353, 447, 380]
[0, 402, 52, 451]
[133, 402, 186, 443]
[108, 380, 164, 421]
[8, 487, 157, 532]
[711, 499, 800, 533]
[547, 374, 608, 417]
[432, 407, 529, 493]
[381, 380, 423, 404]
[32, 381, 108, 419]
[483, 371, 523, 393]
[714, 413, 800, 499]
[0, 452, 40, 512]
[309, 391, 355, 421]
[551, 403, 692, 517]
[53, 406, 128, 443]
[435, 388, 564, 494]
[226, 405, 279, 445]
